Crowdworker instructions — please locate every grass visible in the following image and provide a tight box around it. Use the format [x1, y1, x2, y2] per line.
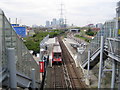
[75, 34, 90, 42]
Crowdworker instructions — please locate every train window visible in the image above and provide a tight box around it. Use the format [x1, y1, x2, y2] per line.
[53, 53, 61, 58]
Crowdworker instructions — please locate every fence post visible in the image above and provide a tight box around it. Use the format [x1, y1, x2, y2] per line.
[98, 36, 104, 88]
[87, 50, 90, 85]
[7, 48, 17, 88]
[31, 68, 36, 89]
[111, 60, 116, 88]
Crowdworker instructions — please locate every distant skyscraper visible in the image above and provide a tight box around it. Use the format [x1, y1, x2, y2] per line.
[45, 21, 50, 27]
[45, 18, 66, 29]
[52, 18, 57, 26]
[51, 21, 53, 27]
[59, 18, 64, 27]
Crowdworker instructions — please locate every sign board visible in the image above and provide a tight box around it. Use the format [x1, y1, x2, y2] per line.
[39, 61, 44, 73]
[118, 29, 120, 35]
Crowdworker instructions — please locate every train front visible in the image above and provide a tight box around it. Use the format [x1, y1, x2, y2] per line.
[52, 44, 62, 64]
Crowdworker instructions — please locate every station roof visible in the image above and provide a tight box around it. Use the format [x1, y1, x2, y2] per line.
[45, 37, 56, 45]
[53, 45, 61, 53]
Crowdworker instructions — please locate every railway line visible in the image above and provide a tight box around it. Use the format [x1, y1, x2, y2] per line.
[53, 65, 66, 88]
[58, 37, 88, 89]
[44, 37, 87, 89]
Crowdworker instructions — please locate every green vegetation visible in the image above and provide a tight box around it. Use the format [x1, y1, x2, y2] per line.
[75, 34, 90, 42]
[74, 29, 91, 42]
[79, 30, 86, 37]
[24, 29, 64, 53]
[85, 28, 96, 36]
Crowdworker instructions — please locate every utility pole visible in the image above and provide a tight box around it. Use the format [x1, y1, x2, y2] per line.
[59, 1, 65, 29]
[16, 18, 17, 24]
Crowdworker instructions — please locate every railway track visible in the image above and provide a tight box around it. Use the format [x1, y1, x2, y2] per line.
[58, 37, 87, 89]
[49, 64, 67, 89]
[44, 36, 87, 89]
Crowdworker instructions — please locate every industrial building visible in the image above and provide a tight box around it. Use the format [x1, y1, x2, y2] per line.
[11, 24, 26, 37]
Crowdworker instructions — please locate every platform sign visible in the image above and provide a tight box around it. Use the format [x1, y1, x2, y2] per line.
[118, 29, 120, 35]
[39, 61, 44, 73]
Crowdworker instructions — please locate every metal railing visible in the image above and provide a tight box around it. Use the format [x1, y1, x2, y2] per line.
[106, 38, 120, 62]
[79, 19, 117, 65]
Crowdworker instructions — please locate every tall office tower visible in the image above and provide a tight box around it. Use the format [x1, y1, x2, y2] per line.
[52, 18, 57, 26]
[45, 21, 50, 28]
[59, 18, 64, 27]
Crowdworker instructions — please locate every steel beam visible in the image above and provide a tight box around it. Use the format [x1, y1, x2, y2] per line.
[98, 36, 104, 88]
[87, 50, 90, 77]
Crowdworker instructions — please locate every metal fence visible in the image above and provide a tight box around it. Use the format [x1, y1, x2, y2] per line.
[106, 38, 120, 62]
[0, 9, 40, 86]
[79, 19, 117, 65]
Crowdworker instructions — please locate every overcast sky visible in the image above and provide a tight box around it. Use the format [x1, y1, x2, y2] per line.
[0, 0, 119, 26]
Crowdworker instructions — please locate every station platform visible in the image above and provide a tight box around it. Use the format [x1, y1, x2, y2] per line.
[63, 38, 77, 58]
[63, 37, 98, 88]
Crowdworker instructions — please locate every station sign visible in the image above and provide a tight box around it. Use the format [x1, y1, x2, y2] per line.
[39, 61, 44, 73]
[118, 29, 120, 35]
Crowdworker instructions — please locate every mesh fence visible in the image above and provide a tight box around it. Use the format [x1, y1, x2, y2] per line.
[0, 10, 40, 82]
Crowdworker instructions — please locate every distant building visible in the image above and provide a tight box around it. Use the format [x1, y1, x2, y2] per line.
[45, 21, 50, 27]
[11, 24, 19, 27]
[11, 24, 26, 37]
[95, 23, 103, 30]
[59, 18, 64, 27]
[52, 18, 57, 26]
[45, 18, 66, 29]
[87, 24, 95, 28]
[69, 29, 80, 33]
[27, 29, 35, 36]
[92, 28, 100, 32]
[32, 24, 39, 28]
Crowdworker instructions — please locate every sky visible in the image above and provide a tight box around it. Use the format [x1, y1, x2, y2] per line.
[0, 0, 119, 26]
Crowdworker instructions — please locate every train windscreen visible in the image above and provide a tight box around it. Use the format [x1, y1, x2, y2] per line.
[53, 53, 61, 58]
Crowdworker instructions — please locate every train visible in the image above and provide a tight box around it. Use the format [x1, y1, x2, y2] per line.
[52, 38, 62, 64]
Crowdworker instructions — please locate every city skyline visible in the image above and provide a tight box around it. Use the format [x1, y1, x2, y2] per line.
[0, 0, 119, 26]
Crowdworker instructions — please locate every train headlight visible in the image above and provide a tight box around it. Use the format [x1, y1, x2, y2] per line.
[60, 59, 62, 61]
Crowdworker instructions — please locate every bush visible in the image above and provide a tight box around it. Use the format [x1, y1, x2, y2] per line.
[86, 31, 95, 36]
[24, 30, 64, 53]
